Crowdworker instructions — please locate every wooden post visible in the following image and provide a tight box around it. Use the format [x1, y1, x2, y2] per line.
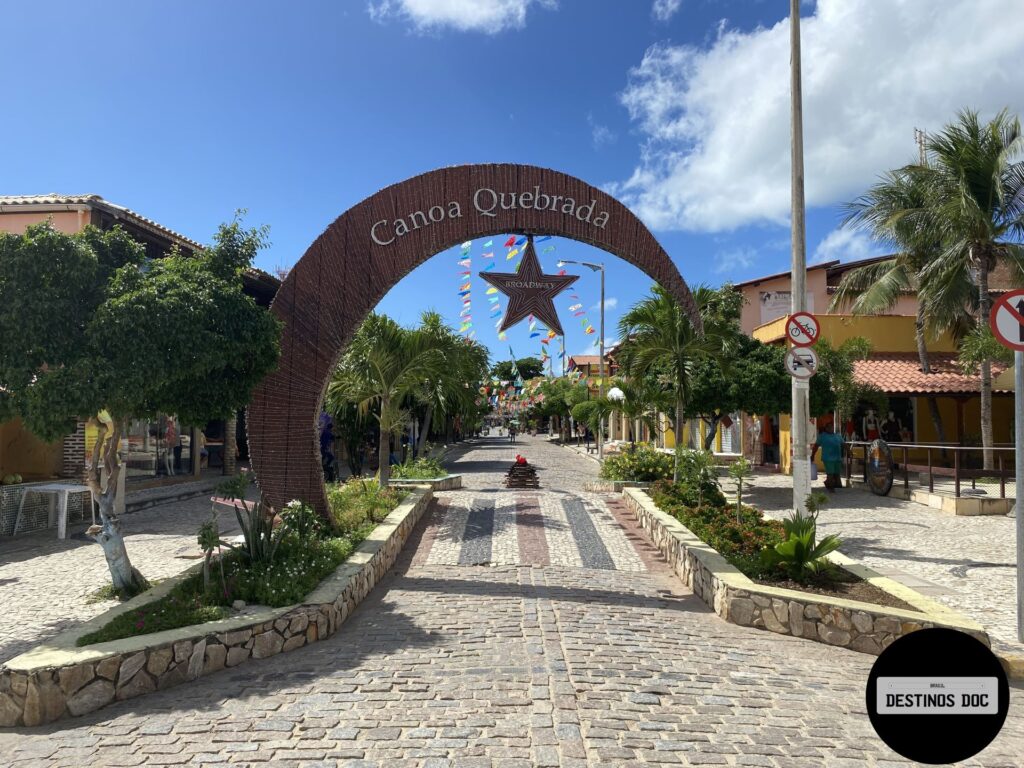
[928, 447, 934, 494]
[903, 446, 909, 492]
[954, 450, 961, 497]
[999, 452, 1005, 499]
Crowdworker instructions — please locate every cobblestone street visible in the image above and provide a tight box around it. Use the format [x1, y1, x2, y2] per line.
[1, 435, 1022, 766]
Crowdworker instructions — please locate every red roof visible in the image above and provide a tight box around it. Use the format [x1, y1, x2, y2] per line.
[568, 355, 602, 367]
[853, 353, 1012, 395]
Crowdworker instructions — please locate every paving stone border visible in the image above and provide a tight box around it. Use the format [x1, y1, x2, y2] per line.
[622, 488, 989, 654]
[0, 487, 433, 727]
[583, 480, 650, 493]
[390, 474, 462, 491]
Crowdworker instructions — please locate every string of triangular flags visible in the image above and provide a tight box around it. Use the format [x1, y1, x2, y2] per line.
[456, 240, 474, 339]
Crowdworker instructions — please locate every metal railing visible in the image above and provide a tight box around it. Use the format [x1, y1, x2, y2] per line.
[845, 441, 1016, 499]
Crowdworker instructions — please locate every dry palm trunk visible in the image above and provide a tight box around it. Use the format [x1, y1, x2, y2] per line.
[975, 247, 995, 470]
[915, 313, 949, 461]
[84, 416, 148, 596]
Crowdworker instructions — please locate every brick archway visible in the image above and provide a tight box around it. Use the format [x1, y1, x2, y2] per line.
[248, 163, 701, 514]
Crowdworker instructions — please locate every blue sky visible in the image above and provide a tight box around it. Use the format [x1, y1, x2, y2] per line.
[3, 0, 1022, 364]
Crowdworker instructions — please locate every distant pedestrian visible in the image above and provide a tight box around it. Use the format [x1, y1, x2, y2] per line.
[509, 424, 517, 444]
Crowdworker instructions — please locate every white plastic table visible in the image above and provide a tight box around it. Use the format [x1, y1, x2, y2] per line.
[14, 483, 93, 539]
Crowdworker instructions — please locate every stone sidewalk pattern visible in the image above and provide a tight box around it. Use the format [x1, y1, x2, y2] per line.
[729, 472, 1023, 655]
[0, 488, 241, 664]
[1, 435, 1022, 766]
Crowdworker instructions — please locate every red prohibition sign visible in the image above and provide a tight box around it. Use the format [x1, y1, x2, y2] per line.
[989, 288, 1024, 352]
[786, 311, 819, 347]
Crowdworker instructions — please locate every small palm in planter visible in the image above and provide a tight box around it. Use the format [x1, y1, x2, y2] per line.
[760, 492, 841, 581]
[727, 457, 753, 524]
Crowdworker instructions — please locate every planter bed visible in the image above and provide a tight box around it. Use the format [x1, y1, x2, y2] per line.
[622, 488, 988, 654]
[0, 488, 433, 727]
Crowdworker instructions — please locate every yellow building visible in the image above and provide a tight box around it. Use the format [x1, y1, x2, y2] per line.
[752, 314, 1015, 474]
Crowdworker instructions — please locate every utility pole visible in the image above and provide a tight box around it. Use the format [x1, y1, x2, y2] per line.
[790, 0, 810, 514]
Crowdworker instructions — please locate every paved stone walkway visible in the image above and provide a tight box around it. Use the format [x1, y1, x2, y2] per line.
[1, 435, 1023, 766]
[0, 487, 241, 664]
[727, 472, 1024, 656]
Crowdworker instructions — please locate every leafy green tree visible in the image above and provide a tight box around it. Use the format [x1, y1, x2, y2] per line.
[491, 357, 543, 382]
[607, 376, 672, 445]
[815, 337, 885, 430]
[326, 314, 448, 487]
[616, 284, 738, 480]
[913, 109, 1024, 466]
[0, 217, 281, 596]
[414, 311, 490, 455]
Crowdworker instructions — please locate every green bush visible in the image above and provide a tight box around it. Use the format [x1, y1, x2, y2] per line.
[600, 443, 674, 482]
[651, 480, 784, 579]
[326, 478, 407, 535]
[392, 456, 446, 479]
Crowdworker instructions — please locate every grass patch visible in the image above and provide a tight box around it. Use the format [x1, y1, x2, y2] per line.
[77, 482, 408, 647]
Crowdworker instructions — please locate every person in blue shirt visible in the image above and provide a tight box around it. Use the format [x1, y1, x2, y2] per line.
[812, 421, 845, 492]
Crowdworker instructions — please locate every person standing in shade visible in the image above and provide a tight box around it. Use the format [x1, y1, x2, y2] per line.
[811, 422, 845, 492]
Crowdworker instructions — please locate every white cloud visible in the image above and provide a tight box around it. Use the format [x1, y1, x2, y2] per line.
[713, 247, 758, 275]
[652, 0, 682, 22]
[586, 112, 617, 149]
[591, 297, 618, 311]
[812, 227, 886, 264]
[614, 0, 1024, 232]
[367, 0, 556, 33]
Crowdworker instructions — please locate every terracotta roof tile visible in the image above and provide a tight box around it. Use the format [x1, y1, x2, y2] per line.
[854, 353, 1011, 395]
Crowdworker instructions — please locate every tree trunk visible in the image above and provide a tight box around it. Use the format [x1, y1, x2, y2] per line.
[915, 310, 948, 460]
[977, 256, 994, 470]
[84, 417, 148, 597]
[703, 415, 721, 451]
[417, 403, 434, 457]
[378, 407, 392, 488]
[673, 400, 684, 482]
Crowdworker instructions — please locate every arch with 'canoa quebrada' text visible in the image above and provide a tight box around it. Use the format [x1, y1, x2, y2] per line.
[247, 164, 702, 515]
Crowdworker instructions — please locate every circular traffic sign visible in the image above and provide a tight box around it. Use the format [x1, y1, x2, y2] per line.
[784, 346, 819, 379]
[989, 288, 1024, 352]
[786, 311, 820, 346]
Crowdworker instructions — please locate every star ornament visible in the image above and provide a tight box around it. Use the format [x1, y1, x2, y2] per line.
[479, 237, 578, 335]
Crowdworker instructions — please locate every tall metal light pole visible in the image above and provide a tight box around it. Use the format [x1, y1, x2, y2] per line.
[790, 0, 811, 514]
[558, 258, 606, 457]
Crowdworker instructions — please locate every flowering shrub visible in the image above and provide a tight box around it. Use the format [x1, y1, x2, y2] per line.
[599, 443, 674, 482]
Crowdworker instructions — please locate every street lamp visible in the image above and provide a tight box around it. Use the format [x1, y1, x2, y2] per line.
[558, 258, 607, 459]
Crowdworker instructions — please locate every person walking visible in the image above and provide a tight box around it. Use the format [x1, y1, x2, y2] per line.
[509, 423, 517, 444]
[811, 422, 845, 492]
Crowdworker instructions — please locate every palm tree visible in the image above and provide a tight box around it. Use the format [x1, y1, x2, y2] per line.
[913, 109, 1024, 467]
[617, 284, 731, 481]
[326, 314, 448, 486]
[414, 311, 489, 456]
[608, 376, 673, 445]
[830, 168, 973, 451]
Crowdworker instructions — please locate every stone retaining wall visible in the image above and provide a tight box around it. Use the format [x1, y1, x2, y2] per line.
[0, 489, 433, 727]
[390, 475, 462, 491]
[622, 489, 988, 654]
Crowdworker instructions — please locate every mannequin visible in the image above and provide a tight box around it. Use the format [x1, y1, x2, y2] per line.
[164, 417, 176, 476]
[862, 409, 880, 441]
[843, 417, 857, 442]
[881, 411, 902, 443]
